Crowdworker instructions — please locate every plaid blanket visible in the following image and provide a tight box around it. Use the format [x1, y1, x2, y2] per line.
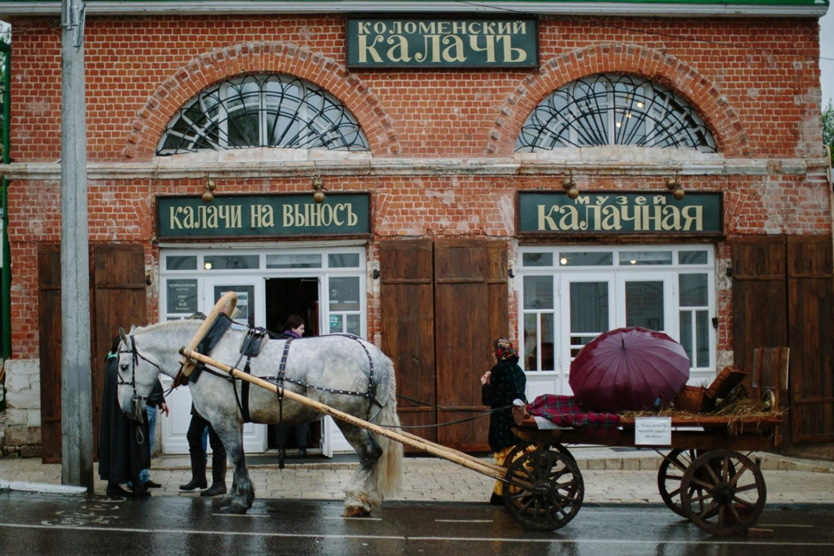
[527, 394, 621, 437]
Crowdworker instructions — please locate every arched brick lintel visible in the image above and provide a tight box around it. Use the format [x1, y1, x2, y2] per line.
[124, 42, 400, 159]
[486, 44, 750, 157]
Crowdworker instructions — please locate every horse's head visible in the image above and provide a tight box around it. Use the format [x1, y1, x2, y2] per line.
[116, 325, 161, 422]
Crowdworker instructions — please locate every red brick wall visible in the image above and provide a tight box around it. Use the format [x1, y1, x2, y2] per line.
[3, 13, 828, 360]
[6, 15, 821, 161]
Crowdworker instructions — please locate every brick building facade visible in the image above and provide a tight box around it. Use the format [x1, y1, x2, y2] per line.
[0, 1, 831, 458]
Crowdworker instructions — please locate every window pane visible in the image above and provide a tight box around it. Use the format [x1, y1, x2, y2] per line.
[619, 251, 673, 266]
[166, 255, 197, 271]
[696, 310, 709, 367]
[559, 252, 613, 267]
[625, 281, 664, 330]
[522, 252, 553, 267]
[523, 276, 553, 309]
[166, 279, 198, 314]
[523, 313, 538, 371]
[570, 282, 609, 333]
[329, 313, 343, 333]
[328, 253, 360, 268]
[214, 285, 255, 327]
[346, 314, 361, 336]
[679, 274, 708, 307]
[204, 255, 259, 270]
[330, 277, 360, 311]
[679, 311, 693, 364]
[541, 313, 555, 371]
[679, 250, 708, 265]
[266, 254, 322, 269]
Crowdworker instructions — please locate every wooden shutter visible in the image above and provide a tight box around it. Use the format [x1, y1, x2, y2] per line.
[731, 236, 789, 373]
[37, 244, 62, 463]
[787, 236, 834, 443]
[731, 236, 790, 441]
[434, 239, 508, 451]
[91, 244, 148, 456]
[380, 239, 436, 443]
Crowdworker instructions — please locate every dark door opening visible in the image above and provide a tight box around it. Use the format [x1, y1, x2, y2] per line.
[265, 277, 321, 452]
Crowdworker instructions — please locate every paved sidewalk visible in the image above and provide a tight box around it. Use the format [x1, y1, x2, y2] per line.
[2, 446, 833, 505]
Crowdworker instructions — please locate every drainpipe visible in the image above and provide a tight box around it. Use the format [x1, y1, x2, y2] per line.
[1, 39, 10, 365]
[827, 146, 834, 275]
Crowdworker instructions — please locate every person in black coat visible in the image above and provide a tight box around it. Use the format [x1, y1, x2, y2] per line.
[98, 338, 152, 498]
[481, 337, 527, 505]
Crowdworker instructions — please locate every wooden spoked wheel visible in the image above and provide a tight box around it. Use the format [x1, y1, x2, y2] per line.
[503, 442, 575, 470]
[502, 447, 584, 531]
[680, 450, 766, 536]
[657, 449, 731, 519]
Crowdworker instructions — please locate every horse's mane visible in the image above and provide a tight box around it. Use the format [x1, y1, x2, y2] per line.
[135, 319, 201, 334]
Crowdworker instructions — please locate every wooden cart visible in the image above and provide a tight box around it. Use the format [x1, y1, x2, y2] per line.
[179, 293, 781, 537]
[504, 410, 783, 536]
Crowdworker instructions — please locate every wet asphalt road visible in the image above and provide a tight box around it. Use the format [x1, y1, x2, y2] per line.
[1, 492, 833, 556]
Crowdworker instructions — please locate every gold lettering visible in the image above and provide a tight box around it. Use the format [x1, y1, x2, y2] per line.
[681, 206, 703, 231]
[386, 35, 411, 62]
[358, 35, 384, 63]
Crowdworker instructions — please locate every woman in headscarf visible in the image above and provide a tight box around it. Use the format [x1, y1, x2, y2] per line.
[480, 337, 527, 505]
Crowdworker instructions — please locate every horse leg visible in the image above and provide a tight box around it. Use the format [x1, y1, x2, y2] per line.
[337, 423, 384, 517]
[212, 421, 254, 514]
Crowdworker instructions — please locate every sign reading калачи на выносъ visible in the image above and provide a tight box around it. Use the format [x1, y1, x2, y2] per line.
[157, 193, 370, 239]
[346, 17, 538, 68]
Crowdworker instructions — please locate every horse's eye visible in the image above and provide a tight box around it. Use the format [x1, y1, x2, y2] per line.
[120, 363, 129, 372]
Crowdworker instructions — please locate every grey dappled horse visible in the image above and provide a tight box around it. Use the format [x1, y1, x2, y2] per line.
[116, 319, 403, 516]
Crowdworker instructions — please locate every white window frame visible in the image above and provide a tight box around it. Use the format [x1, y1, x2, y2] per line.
[518, 245, 716, 396]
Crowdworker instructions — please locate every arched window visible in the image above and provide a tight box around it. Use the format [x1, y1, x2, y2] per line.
[157, 74, 369, 155]
[515, 73, 716, 152]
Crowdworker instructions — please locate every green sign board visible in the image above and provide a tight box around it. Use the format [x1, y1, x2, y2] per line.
[346, 17, 538, 68]
[157, 193, 370, 239]
[518, 192, 723, 234]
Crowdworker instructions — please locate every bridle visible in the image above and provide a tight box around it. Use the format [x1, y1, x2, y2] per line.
[117, 334, 162, 423]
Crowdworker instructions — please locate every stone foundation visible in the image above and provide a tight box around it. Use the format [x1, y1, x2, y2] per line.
[2, 359, 41, 458]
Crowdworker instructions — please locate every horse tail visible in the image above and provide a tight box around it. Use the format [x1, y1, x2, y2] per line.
[370, 354, 403, 499]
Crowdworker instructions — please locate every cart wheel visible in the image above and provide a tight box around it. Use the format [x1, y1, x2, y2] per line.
[503, 448, 584, 531]
[658, 450, 735, 520]
[657, 449, 698, 517]
[503, 442, 575, 468]
[680, 450, 766, 536]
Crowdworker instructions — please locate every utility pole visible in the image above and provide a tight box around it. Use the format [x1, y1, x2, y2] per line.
[60, 0, 93, 490]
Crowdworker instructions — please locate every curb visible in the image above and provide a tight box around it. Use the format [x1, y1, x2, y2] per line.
[1, 479, 87, 496]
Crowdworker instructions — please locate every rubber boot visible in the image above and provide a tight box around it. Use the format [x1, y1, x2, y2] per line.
[201, 457, 227, 497]
[179, 453, 207, 491]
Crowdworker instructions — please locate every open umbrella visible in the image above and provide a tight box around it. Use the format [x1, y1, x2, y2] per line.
[569, 327, 690, 413]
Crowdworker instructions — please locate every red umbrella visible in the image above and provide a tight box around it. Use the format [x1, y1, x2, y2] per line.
[569, 327, 690, 413]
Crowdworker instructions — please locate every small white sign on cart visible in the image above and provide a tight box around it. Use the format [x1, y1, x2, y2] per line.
[634, 417, 672, 446]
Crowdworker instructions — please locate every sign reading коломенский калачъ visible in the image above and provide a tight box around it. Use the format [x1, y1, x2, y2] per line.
[346, 17, 538, 68]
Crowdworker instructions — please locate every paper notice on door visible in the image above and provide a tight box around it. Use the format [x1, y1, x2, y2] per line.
[634, 417, 672, 446]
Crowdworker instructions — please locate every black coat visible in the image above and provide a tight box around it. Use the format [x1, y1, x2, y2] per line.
[98, 353, 151, 484]
[481, 357, 527, 452]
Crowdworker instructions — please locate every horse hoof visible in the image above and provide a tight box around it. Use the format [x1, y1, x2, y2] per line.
[219, 503, 248, 515]
[342, 506, 371, 518]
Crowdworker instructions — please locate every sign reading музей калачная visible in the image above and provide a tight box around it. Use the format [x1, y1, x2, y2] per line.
[157, 193, 370, 239]
[346, 17, 537, 68]
[518, 192, 723, 235]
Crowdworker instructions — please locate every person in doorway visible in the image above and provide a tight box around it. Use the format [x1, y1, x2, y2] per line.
[99, 337, 151, 498]
[481, 337, 527, 505]
[179, 406, 228, 497]
[275, 314, 310, 459]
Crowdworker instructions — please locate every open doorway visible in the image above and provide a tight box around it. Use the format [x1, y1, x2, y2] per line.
[265, 277, 322, 454]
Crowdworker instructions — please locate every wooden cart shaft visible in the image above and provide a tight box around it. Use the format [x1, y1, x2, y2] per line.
[178, 347, 509, 481]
